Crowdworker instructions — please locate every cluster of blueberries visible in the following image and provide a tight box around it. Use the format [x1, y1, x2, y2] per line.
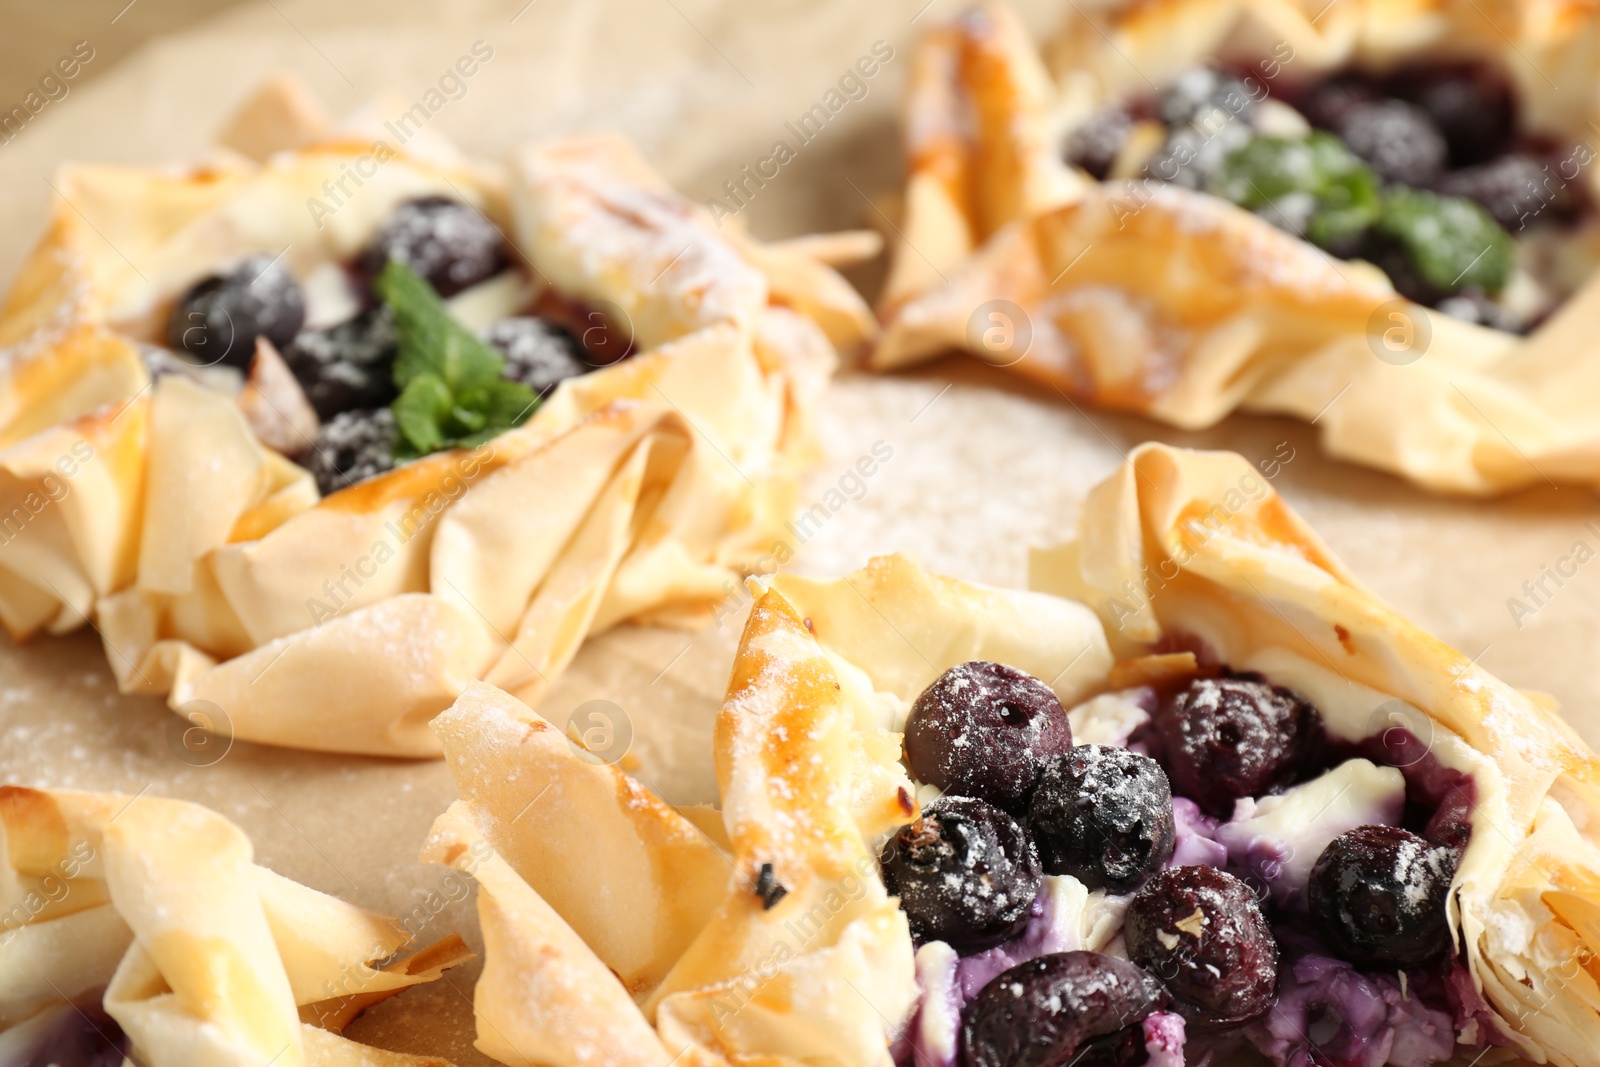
[1069, 61, 1585, 330]
[159, 197, 597, 494]
[880, 661, 1462, 1066]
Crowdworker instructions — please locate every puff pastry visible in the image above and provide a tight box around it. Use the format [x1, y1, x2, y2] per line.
[875, 1, 1600, 496]
[0, 80, 874, 756]
[0, 785, 467, 1066]
[426, 444, 1600, 1067]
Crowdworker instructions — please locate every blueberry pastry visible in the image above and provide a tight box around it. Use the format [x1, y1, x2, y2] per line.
[0, 785, 467, 1066]
[416, 558, 1113, 1065]
[875, 2, 1600, 496]
[425, 445, 1600, 1067]
[0, 77, 878, 757]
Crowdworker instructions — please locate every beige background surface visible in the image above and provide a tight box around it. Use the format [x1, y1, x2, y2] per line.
[1, 1, 1595, 1062]
[0, 0, 254, 113]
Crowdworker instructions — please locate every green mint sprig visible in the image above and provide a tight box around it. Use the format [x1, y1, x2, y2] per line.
[1209, 131, 1514, 296]
[1208, 132, 1381, 253]
[376, 260, 538, 460]
[1376, 187, 1512, 296]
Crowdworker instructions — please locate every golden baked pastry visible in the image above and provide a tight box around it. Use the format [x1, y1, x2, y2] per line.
[875, 1, 1600, 496]
[1031, 443, 1600, 1065]
[426, 445, 1600, 1067]
[0, 785, 467, 1066]
[422, 555, 1111, 1066]
[0, 79, 876, 756]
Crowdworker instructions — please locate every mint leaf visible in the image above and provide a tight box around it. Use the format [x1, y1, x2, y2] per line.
[1306, 166, 1381, 250]
[1376, 188, 1512, 295]
[1209, 133, 1354, 207]
[1210, 133, 1381, 252]
[1207, 131, 1513, 295]
[378, 260, 502, 391]
[392, 374, 452, 458]
[376, 260, 540, 457]
[475, 378, 540, 427]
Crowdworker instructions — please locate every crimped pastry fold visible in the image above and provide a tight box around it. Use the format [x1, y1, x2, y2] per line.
[0, 785, 466, 1067]
[875, 0, 1600, 496]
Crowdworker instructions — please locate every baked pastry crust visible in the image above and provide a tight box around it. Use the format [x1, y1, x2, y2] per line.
[1031, 442, 1600, 1065]
[0, 784, 467, 1066]
[420, 564, 1112, 1065]
[0, 81, 873, 756]
[427, 446, 1600, 1066]
[875, 0, 1600, 496]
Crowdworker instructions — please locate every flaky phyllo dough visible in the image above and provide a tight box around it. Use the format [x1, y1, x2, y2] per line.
[0, 785, 468, 1066]
[0, 81, 874, 756]
[875, 1, 1600, 496]
[420, 559, 1112, 1067]
[1029, 443, 1600, 1064]
[432, 445, 1600, 1066]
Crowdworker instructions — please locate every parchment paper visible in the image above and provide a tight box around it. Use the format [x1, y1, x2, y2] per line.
[2, 1, 1596, 1062]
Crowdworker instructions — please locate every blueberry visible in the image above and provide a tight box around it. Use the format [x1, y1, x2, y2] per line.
[1297, 75, 1380, 133]
[1373, 187, 1513, 297]
[301, 408, 397, 495]
[1359, 234, 1445, 307]
[1154, 673, 1318, 817]
[1124, 865, 1278, 1027]
[1065, 107, 1134, 180]
[1145, 128, 1208, 189]
[1029, 745, 1175, 893]
[1388, 62, 1515, 166]
[904, 662, 1072, 815]
[1143, 67, 1258, 192]
[1308, 825, 1459, 968]
[1437, 154, 1575, 231]
[482, 316, 591, 395]
[1333, 100, 1448, 187]
[281, 306, 399, 421]
[1146, 119, 1253, 191]
[1424, 785, 1476, 853]
[357, 197, 506, 298]
[959, 951, 1169, 1067]
[5, 1002, 130, 1067]
[1157, 68, 1258, 128]
[166, 254, 305, 370]
[880, 795, 1041, 954]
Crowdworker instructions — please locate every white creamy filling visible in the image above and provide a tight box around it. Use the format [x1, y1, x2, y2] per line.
[1066, 688, 1152, 747]
[300, 260, 362, 330]
[1216, 758, 1406, 907]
